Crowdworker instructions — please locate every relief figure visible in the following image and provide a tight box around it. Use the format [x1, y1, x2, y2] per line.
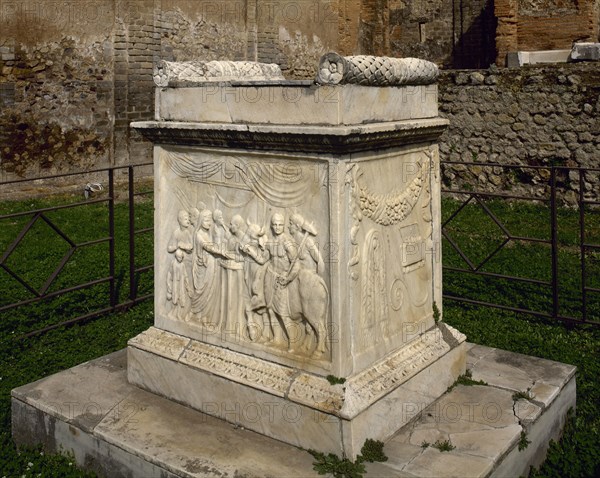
[167, 249, 191, 320]
[289, 213, 325, 275]
[190, 209, 223, 326]
[167, 210, 193, 255]
[288, 213, 328, 355]
[212, 209, 229, 254]
[239, 221, 269, 342]
[165, 206, 329, 359]
[264, 213, 301, 351]
[219, 215, 247, 336]
[263, 213, 329, 356]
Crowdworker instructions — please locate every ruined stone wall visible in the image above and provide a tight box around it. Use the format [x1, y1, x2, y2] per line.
[2, 0, 599, 191]
[0, 1, 115, 179]
[0, 0, 337, 182]
[495, 0, 600, 66]
[438, 63, 600, 204]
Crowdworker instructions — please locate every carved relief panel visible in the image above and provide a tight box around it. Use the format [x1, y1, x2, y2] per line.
[156, 146, 332, 368]
[346, 147, 435, 364]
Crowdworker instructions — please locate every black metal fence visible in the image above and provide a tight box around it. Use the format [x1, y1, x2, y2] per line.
[0, 163, 154, 338]
[1, 161, 598, 338]
[441, 161, 599, 326]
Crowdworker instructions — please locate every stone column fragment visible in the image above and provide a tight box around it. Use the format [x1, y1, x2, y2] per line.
[316, 52, 439, 86]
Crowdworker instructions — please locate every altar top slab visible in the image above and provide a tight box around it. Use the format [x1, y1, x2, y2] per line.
[153, 83, 438, 127]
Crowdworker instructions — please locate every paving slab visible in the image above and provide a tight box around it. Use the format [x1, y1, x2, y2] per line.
[12, 344, 576, 478]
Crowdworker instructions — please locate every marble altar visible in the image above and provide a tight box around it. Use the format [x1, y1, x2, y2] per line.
[128, 55, 464, 458]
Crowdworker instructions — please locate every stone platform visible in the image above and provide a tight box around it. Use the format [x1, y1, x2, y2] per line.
[12, 343, 575, 478]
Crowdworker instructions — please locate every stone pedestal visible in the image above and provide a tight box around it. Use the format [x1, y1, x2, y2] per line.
[130, 76, 463, 459]
[11, 345, 576, 477]
[11, 59, 577, 477]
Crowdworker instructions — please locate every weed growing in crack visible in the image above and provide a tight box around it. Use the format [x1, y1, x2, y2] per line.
[446, 369, 488, 392]
[513, 388, 534, 401]
[309, 439, 387, 478]
[432, 439, 455, 452]
[518, 431, 531, 451]
[326, 375, 346, 385]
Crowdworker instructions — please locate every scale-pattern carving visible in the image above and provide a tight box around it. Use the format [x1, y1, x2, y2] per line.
[316, 53, 439, 86]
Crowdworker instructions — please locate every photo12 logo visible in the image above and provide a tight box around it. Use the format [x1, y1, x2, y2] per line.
[200, 401, 304, 424]
[1, 1, 113, 27]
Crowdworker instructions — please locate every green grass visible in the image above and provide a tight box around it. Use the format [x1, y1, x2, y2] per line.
[442, 197, 600, 322]
[446, 369, 487, 392]
[444, 305, 600, 477]
[0, 194, 599, 476]
[0, 302, 154, 477]
[0, 193, 153, 337]
[442, 197, 599, 477]
[0, 191, 155, 476]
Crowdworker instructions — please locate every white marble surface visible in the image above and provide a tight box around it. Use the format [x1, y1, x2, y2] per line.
[12, 344, 577, 476]
[153, 141, 442, 377]
[127, 325, 466, 458]
[156, 84, 438, 125]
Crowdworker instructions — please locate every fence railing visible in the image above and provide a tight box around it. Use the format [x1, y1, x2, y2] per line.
[441, 161, 599, 326]
[1, 161, 598, 338]
[0, 163, 154, 338]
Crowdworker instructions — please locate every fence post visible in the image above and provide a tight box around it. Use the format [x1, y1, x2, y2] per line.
[108, 168, 116, 309]
[550, 167, 559, 319]
[578, 168, 587, 322]
[128, 166, 136, 302]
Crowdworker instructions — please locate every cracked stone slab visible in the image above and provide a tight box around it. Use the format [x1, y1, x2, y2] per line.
[403, 448, 493, 477]
[514, 398, 542, 427]
[12, 344, 576, 478]
[529, 381, 561, 408]
[449, 424, 521, 459]
[468, 347, 576, 400]
[11, 350, 131, 433]
[465, 343, 495, 369]
[364, 460, 419, 477]
[381, 441, 426, 472]
[93, 385, 316, 478]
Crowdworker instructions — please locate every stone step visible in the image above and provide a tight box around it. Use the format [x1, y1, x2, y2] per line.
[12, 343, 575, 478]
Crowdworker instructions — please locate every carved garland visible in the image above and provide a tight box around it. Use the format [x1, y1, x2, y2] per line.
[357, 158, 428, 226]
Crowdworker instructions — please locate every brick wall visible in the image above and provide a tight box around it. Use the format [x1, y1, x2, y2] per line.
[2, 0, 599, 182]
[495, 0, 600, 66]
[0, 1, 116, 179]
[337, 0, 496, 68]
